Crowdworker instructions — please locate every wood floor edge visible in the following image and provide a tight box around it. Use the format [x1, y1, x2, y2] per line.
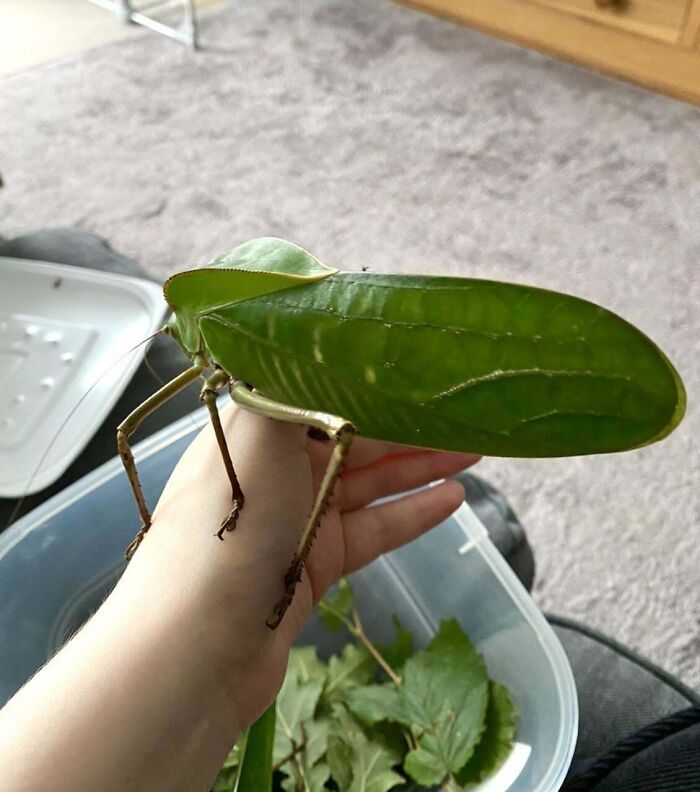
[395, 0, 700, 106]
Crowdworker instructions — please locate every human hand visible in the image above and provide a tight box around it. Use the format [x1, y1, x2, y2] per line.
[119, 403, 479, 733]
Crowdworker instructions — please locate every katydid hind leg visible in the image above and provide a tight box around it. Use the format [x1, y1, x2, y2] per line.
[228, 381, 356, 628]
[199, 370, 245, 540]
[120, 363, 204, 559]
[267, 424, 355, 629]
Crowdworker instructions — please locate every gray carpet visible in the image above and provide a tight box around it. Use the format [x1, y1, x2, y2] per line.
[0, 0, 698, 687]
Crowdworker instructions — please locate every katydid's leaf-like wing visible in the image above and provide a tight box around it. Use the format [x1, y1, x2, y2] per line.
[317, 578, 354, 631]
[202, 270, 686, 457]
[323, 644, 376, 706]
[455, 681, 518, 786]
[329, 707, 404, 792]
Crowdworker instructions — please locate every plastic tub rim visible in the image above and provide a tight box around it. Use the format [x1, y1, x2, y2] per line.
[0, 408, 578, 791]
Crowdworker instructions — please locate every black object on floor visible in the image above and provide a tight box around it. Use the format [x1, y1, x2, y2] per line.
[550, 614, 700, 789]
[564, 708, 700, 791]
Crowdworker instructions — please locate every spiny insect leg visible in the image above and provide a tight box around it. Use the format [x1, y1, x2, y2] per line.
[199, 370, 245, 540]
[228, 381, 356, 629]
[267, 424, 355, 630]
[120, 363, 205, 559]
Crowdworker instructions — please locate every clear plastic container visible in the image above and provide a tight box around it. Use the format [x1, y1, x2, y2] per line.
[0, 409, 577, 791]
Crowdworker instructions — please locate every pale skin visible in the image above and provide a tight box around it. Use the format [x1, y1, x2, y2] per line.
[0, 404, 478, 792]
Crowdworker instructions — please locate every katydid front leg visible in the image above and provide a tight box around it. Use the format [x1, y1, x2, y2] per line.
[229, 381, 356, 629]
[119, 363, 205, 559]
[199, 369, 245, 540]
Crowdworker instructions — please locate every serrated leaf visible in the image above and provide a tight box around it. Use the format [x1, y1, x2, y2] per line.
[403, 745, 447, 787]
[317, 578, 354, 631]
[349, 620, 489, 787]
[288, 646, 328, 685]
[366, 720, 409, 765]
[323, 643, 376, 705]
[281, 761, 330, 792]
[327, 733, 354, 790]
[347, 684, 405, 725]
[274, 673, 324, 764]
[400, 620, 489, 784]
[455, 681, 518, 786]
[279, 719, 332, 792]
[329, 707, 404, 792]
[378, 615, 413, 674]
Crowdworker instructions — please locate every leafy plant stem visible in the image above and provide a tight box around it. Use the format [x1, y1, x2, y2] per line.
[316, 600, 402, 687]
[349, 608, 402, 687]
[444, 775, 462, 792]
[271, 737, 306, 772]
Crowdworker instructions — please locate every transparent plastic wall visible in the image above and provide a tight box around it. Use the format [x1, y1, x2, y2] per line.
[0, 411, 577, 792]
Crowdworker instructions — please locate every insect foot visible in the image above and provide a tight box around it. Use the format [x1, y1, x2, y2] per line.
[124, 520, 151, 559]
[215, 496, 244, 541]
[266, 565, 302, 630]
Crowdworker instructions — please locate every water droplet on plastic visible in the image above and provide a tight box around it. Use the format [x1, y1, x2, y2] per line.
[60, 352, 74, 364]
[44, 331, 62, 345]
[40, 377, 55, 389]
[25, 324, 40, 338]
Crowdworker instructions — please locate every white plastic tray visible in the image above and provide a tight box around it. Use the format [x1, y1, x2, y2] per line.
[0, 257, 166, 497]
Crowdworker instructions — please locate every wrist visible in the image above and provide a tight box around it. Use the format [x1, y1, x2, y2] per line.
[106, 540, 291, 736]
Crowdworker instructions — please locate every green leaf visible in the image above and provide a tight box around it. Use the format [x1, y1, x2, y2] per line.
[403, 745, 448, 787]
[317, 578, 354, 631]
[329, 707, 404, 792]
[327, 733, 353, 790]
[455, 681, 518, 786]
[280, 761, 330, 792]
[287, 647, 328, 685]
[211, 741, 242, 790]
[347, 684, 405, 726]
[378, 615, 414, 674]
[323, 643, 376, 705]
[235, 704, 276, 792]
[274, 673, 325, 764]
[279, 719, 332, 792]
[211, 767, 237, 792]
[399, 620, 489, 784]
[349, 620, 489, 787]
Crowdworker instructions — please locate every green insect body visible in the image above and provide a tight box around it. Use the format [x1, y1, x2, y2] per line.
[165, 237, 685, 458]
[118, 235, 685, 631]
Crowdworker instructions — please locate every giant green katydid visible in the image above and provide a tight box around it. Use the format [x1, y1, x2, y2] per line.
[117, 237, 685, 629]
